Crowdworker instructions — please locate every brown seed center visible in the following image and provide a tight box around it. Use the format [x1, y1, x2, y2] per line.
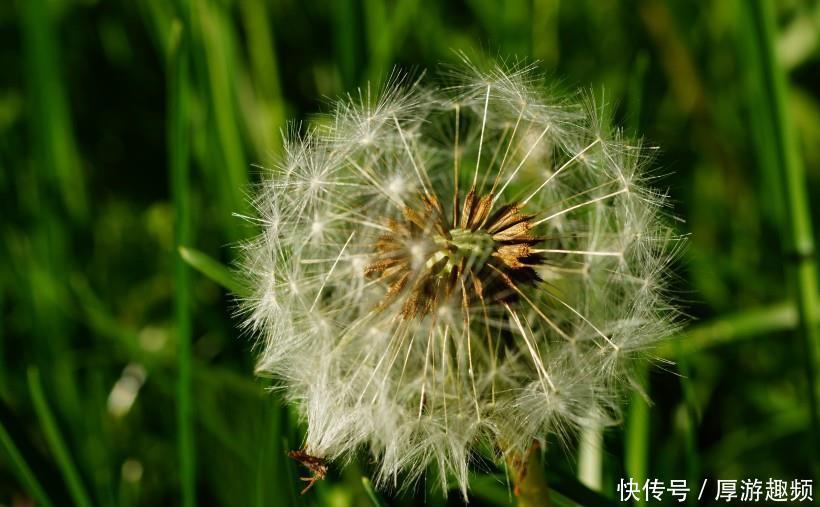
[365, 187, 544, 320]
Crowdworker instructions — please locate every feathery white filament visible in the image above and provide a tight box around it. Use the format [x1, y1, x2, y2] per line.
[473, 85, 491, 186]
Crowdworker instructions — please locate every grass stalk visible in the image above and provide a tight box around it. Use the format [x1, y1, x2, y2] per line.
[334, 0, 358, 89]
[0, 412, 55, 507]
[179, 246, 249, 297]
[362, 0, 391, 83]
[27, 368, 92, 507]
[674, 347, 700, 507]
[704, 408, 807, 468]
[542, 467, 618, 507]
[193, 0, 248, 239]
[0, 287, 5, 394]
[531, 0, 560, 67]
[361, 477, 387, 507]
[747, 0, 820, 464]
[658, 300, 809, 357]
[238, 0, 285, 155]
[19, 0, 87, 222]
[168, 14, 195, 507]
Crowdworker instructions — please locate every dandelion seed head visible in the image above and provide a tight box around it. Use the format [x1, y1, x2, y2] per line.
[239, 57, 682, 498]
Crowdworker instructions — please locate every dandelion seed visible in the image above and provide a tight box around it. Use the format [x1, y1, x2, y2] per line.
[239, 57, 681, 499]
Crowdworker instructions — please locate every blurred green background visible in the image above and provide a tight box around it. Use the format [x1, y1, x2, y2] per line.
[1, 0, 819, 505]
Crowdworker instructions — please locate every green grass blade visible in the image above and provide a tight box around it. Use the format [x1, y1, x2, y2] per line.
[362, 0, 391, 83]
[179, 246, 249, 297]
[361, 476, 387, 507]
[658, 300, 803, 357]
[674, 350, 700, 507]
[469, 470, 618, 507]
[238, 0, 285, 156]
[704, 408, 807, 469]
[467, 473, 511, 505]
[0, 411, 55, 507]
[542, 468, 618, 507]
[193, 0, 248, 239]
[532, 0, 560, 67]
[253, 397, 287, 507]
[27, 368, 93, 507]
[334, 0, 358, 89]
[19, 0, 87, 221]
[0, 286, 5, 393]
[744, 2, 820, 467]
[137, 0, 174, 55]
[626, 52, 649, 136]
[168, 13, 196, 507]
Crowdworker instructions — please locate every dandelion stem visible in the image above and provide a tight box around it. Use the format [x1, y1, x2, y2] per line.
[510, 442, 552, 507]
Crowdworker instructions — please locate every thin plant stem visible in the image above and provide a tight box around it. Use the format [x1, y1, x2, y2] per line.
[334, 0, 358, 89]
[193, 0, 248, 240]
[0, 407, 55, 507]
[238, 0, 285, 155]
[674, 344, 701, 507]
[658, 299, 816, 358]
[179, 246, 250, 297]
[19, 0, 87, 221]
[361, 476, 387, 507]
[510, 442, 552, 507]
[0, 287, 5, 393]
[363, 0, 391, 84]
[748, 0, 820, 466]
[168, 14, 195, 507]
[27, 368, 93, 507]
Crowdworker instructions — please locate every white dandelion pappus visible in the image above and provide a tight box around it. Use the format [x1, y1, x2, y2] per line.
[239, 60, 680, 498]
